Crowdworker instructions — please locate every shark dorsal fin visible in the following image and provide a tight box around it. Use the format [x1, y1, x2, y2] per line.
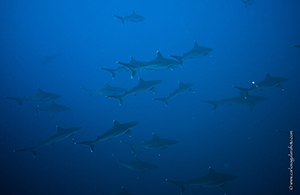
[56, 125, 64, 131]
[152, 133, 160, 139]
[130, 56, 136, 62]
[156, 51, 164, 59]
[178, 81, 183, 86]
[208, 166, 217, 175]
[138, 77, 145, 83]
[37, 88, 43, 93]
[105, 82, 111, 87]
[132, 10, 136, 14]
[113, 120, 120, 126]
[193, 41, 199, 48]
[265, 73, 272, 79]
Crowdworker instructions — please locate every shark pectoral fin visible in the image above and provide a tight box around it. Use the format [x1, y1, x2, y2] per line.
[121, 141, 136, 153]
[75, 141, 95, 152]
[113, 14, 125, 25]
[6, 97, 23, 106]
[166, 179, 186, 194]
[108, 95, 123, 106]
[150, 87, 156, 94]
[276, 84, 284, 90]
[101, 68, 116, 79]
[221, 183, 228, 195]
[137, 170, 145, 179]
[81, 87, 93, 97]
[14, 147, 37, 158]
[125, 130, 132, 137]
[188, 88, 195, 93]
[159, 147, 167, 156]
[202, 100, 218, 110]
[29, 106, 39, 114]
[249, 104, 255, 112]
[233, 85, 250, 98]
[154, 97, 168, 106]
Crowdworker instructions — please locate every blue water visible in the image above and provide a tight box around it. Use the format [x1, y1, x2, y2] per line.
[1, 0, 299, 194]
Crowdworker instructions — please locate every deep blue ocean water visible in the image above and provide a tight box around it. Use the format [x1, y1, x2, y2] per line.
[0, 0, 299, 194]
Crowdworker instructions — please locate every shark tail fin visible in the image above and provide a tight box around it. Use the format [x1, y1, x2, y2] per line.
[117, 61, 136, 78]
[13, 147, 37, 158]
[81, 87, 93, 97]
[75, 141, 95, 152]
[101, 68, 116, 79]
[5, 97, 23, 106]
[154, 97, 169, 106]
[202, 100, 219, 110]
[120, 140, 136, 153]
[233, 85, 249, 98]
[107, 95, 123, 106]
[29, 106, 39, 114]
[113, 14, 125, 25]
[165, 179, 186, 194]
[169, 55, 183, 63]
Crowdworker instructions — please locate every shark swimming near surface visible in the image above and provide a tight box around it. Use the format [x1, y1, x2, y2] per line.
[202, 92, 268, 111]
[121, 133, 178, 156]
[233, 73, 289, 97]
[166, 166, 237, 195]
[41, 53, 61, 65]
[75, 120, 139, 152]
[6, 88, 61, 106]
[13, 126, 82, 158]
[108, 77, 162, 105]
[154, 81, 195, 106]
[241, 0, 255, 7]
[170, 41, 213, 61]
[81, 83, 127, 97]
[112, 154, 157, 179]
[118, 51, 182, 78]
[29, 101, 70, 115]
[113, 10, 145, 25]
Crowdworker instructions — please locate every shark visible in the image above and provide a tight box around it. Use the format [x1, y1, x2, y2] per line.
[75, 120, 139, 152]
[81, 83, 127, 97]
[154, 81, 195, 106]
[233, 73, 289, 97]
[13, 126, 82, 158]
[293, 45, 300, 48]
[5, 88, 61, 106]
[118, 51, 182, 78]
[113, 10, 145, 25]
[241, 0, 255, 7]
[170, 41, 213, 61]
[41, 53, 61, 65]
[29, 101, 70, 115]
[112, 154, 157, 179]
[166, 166, 238, 195]
[121, 133, 178, 156]
[101, 66, 129, 79]
[202, 92, 268, 111]
[117, 56, 146, 78]
[108, 77, 162, 105]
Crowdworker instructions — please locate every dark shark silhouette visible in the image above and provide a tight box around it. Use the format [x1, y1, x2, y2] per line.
[29, 101, 70, 115]
[14, 126, 82, 158]
[75, 120, 139, 152]
[241, 0, 255, 7]
[81, 83, 127, 97]
[114, 10, 145, 25]
[6, 88, 61, 106]
[166, 166, 237, 194]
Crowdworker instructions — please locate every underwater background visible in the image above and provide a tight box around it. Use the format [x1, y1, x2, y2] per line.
[0, 0, 299, 194]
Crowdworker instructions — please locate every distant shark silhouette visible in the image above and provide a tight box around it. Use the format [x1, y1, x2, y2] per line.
[119, 51, 182, 78]
[29, 101, 70, 115]
[75, 120, 139, 152]
[112, 154, 157, 179]
[117, 56, 146, 78]
[121, 133, 178, 156]
[154, 81, 195, 106]
[233, 73, 288, 97]
[241, 0, 255, 7]
[41, 53, 61, 65]
[108, 77, 162, 105]
[14, 126, 82, 158]
[170, 41, 213, 61]
[6, 88, 61, 106]
[203, 92, 268, 111]
[114, 10, 145, 25]
[101, 66, 129, 79]
[166, 166, 237, 194]
[81, 83, 127, 97]
[293, 45, 300, 48]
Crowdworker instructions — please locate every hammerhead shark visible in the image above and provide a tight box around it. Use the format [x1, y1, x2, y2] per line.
[114, 10, 145, 25]
[112, 154, 157, 179]
[75, 120, 139, 152]
[154, 81, 195, 106]
[202, 92, 268, 111]
[108, 77, 162, 105]
[6, 88, 61, 106]
[170, 41, 213, 61]
[119, 51, 182, 78]
[81, 83, 127, 97]
[121, 133, 178, 156]
[166, 166, 237, 194]
[29, 101, 70, 115]
[14, 126, 82, 158]
[233, 73, 289, 97]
